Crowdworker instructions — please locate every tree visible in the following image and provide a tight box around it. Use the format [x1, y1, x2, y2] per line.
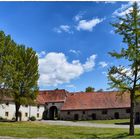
[85, 86, 95, 92]
[0, 31, 17, 99]
[12, 45, 39, 121]
[108, 2, 140, 135]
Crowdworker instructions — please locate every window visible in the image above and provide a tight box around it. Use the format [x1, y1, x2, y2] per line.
[6, 102, 9, 106]
[25, 113, 28, 117]
[37, 105, 40, 109]
[25, 105, 28, 107]
[83, 111, 85, 114]
[67, 111, 70, 115]
[102, 110, 108, 115]
[37, 113, 39, 118]
[126, 109, 130, 113]
[5, 112, 9, 117]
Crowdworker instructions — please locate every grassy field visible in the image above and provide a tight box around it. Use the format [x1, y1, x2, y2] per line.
[79, 119, 130, 124]
[0, 121, 139, 138]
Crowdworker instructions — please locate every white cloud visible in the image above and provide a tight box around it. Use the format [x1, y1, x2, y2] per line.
[54, 25, 73, 34]
[37, 51, 46, 58]
[74, 11, 86, 21]
[83, 55, 97, 71]
[76, 18, 104, 31]
[104, 1, 116, 4]
[38, 52, 97, 86]
[112, 2, 140, 17]
[99, 61, 108, 68]
[69, 49, 81, 55]
[102, 71, 108, 76]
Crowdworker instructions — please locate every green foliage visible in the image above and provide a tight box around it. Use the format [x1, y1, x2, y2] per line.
[85, 86, 95, 92]
[29, 116, 36, 121]
[12, 45, 39, 105]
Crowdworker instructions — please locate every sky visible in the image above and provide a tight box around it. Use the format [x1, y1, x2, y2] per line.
[0, 1, 135, 92]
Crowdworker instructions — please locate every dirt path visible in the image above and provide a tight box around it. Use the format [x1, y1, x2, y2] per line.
[40, 120, 140, 129]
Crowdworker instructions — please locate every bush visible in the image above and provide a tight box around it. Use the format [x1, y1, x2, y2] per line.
[30, 116, 36, 121]
[0, 117, 3, 121]
[12, 117, 16, 121]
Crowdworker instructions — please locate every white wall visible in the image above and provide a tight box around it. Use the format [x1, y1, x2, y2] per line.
[0, 101, 45, 121]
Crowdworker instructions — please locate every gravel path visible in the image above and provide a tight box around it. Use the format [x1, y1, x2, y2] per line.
[40, 120, 140, 129]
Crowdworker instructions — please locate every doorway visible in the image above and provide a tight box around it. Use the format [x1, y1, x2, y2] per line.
[74, 114, 79, 120]
[92, 113, 96, 120]
[135, 112, 140, 123]
[49, 106, 58, 120]
[114, 112, 119, 119]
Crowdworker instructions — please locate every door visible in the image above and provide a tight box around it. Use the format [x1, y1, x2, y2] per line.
[92, 113, 96, 120]
[74, 114, 79, 120]
[114, 112, 119, 119]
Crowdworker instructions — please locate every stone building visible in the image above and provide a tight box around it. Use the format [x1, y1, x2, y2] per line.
[0, 89, 140, 121]
[37, 89, 140, 122]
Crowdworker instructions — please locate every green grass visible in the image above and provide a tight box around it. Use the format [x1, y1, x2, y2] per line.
[79, 119, 130, 124]
[0, 121, 139, 138]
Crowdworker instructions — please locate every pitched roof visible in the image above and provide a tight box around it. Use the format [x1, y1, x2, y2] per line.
[61, 91, 130, 111]
[37, 89, 68, 104]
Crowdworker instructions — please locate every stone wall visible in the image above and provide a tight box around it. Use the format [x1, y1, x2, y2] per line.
[60, 108, 131, 120]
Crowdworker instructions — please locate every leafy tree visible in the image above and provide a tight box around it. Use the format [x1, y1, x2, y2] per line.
[12, 45, 39, 121]
[0, 31, 16, 99]
[85, 86, 95, 92]
[108, 2, 140, 135]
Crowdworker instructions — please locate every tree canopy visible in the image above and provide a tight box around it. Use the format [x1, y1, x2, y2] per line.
[0, 31, 39, 121]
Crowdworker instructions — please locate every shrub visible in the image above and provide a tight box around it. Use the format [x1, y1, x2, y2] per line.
[30, 116, 36, 121]
[0, 117, 3, 121]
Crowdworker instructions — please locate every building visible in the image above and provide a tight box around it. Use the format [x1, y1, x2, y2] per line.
[0, 89, 140, 122]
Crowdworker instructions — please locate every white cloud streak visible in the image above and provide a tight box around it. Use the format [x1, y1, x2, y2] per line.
[69, 49, 81, 55]
[54, 25, 73, 34]
[99, 61, 108, 68]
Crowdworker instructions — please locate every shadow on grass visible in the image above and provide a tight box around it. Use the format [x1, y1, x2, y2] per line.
[0, 120, 16, 123]
[112, 132, 129, 139]
[115, 122, 130, 125]
[73, 132, 100, 139]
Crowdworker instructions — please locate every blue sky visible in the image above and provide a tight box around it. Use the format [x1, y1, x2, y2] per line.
[0, 1, 133, 92]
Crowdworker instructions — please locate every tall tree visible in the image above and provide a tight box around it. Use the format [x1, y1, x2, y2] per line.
[0, 31, 16, 99]
[12, 45, 39, 121]
[85, 86, 95, 92]
[108, 2, 140, 135]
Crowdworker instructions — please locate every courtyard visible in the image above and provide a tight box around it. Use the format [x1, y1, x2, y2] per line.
[0, 120, 140, 138]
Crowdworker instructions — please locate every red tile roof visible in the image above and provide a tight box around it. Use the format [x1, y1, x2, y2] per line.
[61, 91, 130, 110]
[37, 89, 68, 104]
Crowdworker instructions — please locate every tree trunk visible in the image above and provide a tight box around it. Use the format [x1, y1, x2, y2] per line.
[15, 102, 20, 122]
[129, 91, 135, 135]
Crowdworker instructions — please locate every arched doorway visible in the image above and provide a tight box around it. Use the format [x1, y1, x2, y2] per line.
[49, 106, 58, 120]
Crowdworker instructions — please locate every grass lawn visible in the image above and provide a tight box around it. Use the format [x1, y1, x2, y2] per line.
[0, 121, 139, 138]
[79, 119, 130, 124]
